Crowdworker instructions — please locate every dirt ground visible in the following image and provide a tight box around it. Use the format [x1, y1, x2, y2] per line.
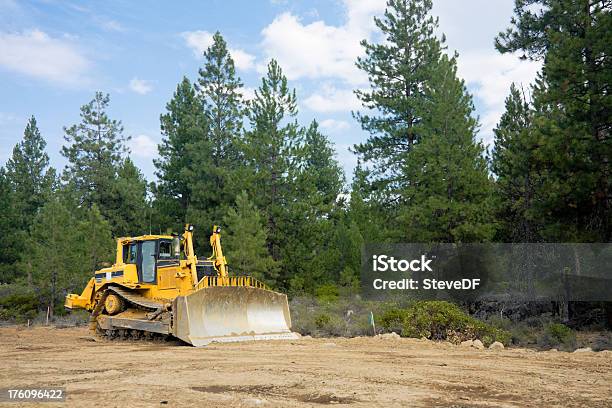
[0, 326, 610, 408]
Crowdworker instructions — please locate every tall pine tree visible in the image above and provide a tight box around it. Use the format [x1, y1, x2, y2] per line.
[492, 83, 541, 242]
[243, 59, 300, 270]
[62, 93, 128, 209]
[298, 120, 344, 212]
[284, 121, 345, 292]
[154, 78, 207, 231]
[0, 169, 20, 283]
[398, 55, 494, 242]
[110, 158, 149, 236]
[5, 116, 54, 228]
[61, 92, 143, 236]
[3, 117, 55, 283]
[496, 0, 611, 241]
[223, 191, 279, 284]
[189, 32, 246, 231]
[27, 195, 113, 316]
[353, 0, 444, 203]
[196, 31, 243, 167]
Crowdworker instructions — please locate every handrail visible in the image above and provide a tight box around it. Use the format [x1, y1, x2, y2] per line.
[195, 275, 269, 291]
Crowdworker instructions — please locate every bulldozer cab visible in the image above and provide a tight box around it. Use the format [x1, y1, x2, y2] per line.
[121, 239, 179, 284]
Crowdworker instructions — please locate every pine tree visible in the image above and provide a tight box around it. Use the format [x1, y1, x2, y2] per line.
[196, 31, 243, 167]
[28, 195, 113, 316]
[188, 32, 246, 233]
[62, 92, 128, 212]
[110, 158, 149, 236]
[3, 117, 55, 283]
[154, 78, 207, 230]
[284, 120, 345, 291]
[353, 0, 445, 202]
[333, 214, 364, 290]
[222, 191, 279, 284]
[5, 116, 54, 227]
[27, 196, 76, 316]
[496, 0, 611, 241]
[348, 161, 389, 242]
[492, 83, 541, 242]
[243, 59, 300, 265]
[75, 204, 114, 289]
[397, 55, 494, 242]
[299, 120, 344, 211]
[0, 169, 20, 283]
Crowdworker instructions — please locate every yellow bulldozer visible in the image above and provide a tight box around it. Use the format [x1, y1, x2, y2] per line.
[65, 224, 298, 346]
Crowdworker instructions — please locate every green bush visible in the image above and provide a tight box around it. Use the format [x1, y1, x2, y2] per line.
[538, 323, 576, 350]
[314, 312, 332, 328]
[315, 284, 340, 303]
[379, 306, 407, 334]
[0, 290, 39, 322]
[384, 301, 511, 345]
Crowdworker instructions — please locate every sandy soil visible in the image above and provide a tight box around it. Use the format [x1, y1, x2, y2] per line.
[0, 326, 610, 408]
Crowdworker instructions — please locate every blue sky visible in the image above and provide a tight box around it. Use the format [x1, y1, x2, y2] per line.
[0, 0, 540, 182]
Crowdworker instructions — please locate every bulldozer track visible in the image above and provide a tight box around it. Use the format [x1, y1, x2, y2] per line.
[97, 327, 174, 343]
[92, 286, 172, 343]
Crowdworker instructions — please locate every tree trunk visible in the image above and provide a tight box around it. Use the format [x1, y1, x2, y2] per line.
[50, 269, 57, 318]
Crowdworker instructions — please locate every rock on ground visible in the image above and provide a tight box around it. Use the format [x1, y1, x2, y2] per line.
[489, 341, 504, 351]
[460, 340, 473, 348]
[472, 339, 485, 350]
[378, 332, 400, 340]
[574, 347, 593, 353]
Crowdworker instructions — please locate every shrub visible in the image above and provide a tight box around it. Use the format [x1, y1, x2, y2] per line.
[315, 284, 340, 303]
[0, 290, 39, 322]
[379, 306, 407, 334]
[290, 295, 387, 337]
[400, 301, 511, 345]
[314, 312, 332, 328]
[538, 323, 576, 350]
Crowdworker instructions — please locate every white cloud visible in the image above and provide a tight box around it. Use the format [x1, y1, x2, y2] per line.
[238, 86, 256, 101]
[0, 29, 91, 85]
[182, 30, 214, 57]
[457, 51, 541, 145]
[128, 134, 157, 158]
[259, 1, 385, 85]
[181, 30, 256, 71]
[320, 119, 350, 132]
[304, 84, 361, 113]
[230, 49, 255, 71]
[129, 77, 154, 95]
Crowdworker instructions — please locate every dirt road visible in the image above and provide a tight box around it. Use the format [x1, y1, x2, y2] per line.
[0, 326, 610, 407]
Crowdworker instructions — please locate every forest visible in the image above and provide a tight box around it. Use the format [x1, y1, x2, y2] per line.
[0, 0, 610, 342]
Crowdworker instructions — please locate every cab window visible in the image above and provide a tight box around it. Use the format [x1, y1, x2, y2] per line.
[158, 240, 178, 260]
[122, 243, 138, 264]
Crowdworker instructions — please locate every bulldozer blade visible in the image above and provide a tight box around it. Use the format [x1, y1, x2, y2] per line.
[172, 285, 300, 346]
